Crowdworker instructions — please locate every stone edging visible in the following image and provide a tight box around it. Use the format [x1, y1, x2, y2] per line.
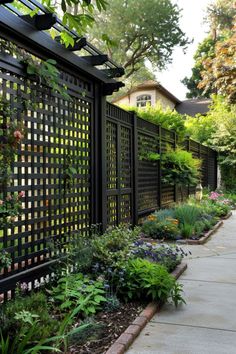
[105, 262, 187, 354]
[221, 211, 232, 220]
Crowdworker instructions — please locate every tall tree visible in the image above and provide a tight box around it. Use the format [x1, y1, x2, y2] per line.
[182, 0, 236, 99]
[182, 37, 216, 98]
[199, 32, 236, 103]
[88, 0, 189, 78]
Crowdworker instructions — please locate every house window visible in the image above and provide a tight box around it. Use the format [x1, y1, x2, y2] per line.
[136, 94, 152, 108]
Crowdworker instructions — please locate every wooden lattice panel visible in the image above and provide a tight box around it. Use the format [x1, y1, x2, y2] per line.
[0, 56, 93, 297]
[106, 120, 117, 190]
[137, 131, 159, 213]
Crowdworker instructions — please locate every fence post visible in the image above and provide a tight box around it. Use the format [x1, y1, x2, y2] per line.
[173, 131, 177, 202]
[215, 151, 218, 189]
[207, 147, 210, 188]
[187, 137, 191, 198]
[100, 94, 107, 232]
[132, 112, 138, 225]
[158, 125, 162, 208]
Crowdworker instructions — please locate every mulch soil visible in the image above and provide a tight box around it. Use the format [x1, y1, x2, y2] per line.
[68, 302, 144, 354]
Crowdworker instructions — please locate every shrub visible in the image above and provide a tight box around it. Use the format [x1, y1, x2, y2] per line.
[142, 218, 179, 240]
[161, 147, 201, 200]
[92, 225, 140, 267]
[118, 258, 185, 306]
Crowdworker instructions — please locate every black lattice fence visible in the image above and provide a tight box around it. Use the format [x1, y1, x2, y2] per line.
[0, 0, 217, 300]
[0, 49, 95, 300]
[105, 103, 218, 227]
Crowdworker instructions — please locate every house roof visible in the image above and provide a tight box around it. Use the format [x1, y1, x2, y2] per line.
[112, 80, 181, 104]
[175, 98, 212, 117]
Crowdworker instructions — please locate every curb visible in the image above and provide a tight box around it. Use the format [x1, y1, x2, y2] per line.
[105, 262, 187, 354]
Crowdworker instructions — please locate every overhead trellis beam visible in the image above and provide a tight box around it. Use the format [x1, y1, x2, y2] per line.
[68, 37, 87, 51]
[0, 0, 14, 4]
[101, 67, 125, 78]
[20, 13, 57, 30]
[82, 55, 108, 66]
[102, 82, 125, 96]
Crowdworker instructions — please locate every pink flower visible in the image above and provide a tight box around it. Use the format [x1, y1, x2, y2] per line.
[0, 200, 3, 205]
[6, 195, 12, 201]
[18, 191, 25, 198]
[13, 130, 24, 141]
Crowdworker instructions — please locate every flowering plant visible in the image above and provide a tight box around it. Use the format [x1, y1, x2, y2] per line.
[131, 240, 190, 272]
[208, 191, 230, 204]
[142, 217, 179, 240]
[0, 120, 26, 186]
[0, 192, 25, 227]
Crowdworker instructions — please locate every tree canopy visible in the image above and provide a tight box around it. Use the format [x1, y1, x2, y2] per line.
[88, 0, 189, 78]
[182, 0, 236, 100]
[181, 37, 216, 98]
[185, 96, 236, 190]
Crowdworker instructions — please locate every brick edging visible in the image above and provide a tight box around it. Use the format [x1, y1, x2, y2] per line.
[105, 262, 187, 354]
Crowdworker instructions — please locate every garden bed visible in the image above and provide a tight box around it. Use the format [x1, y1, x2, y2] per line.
[105, 262, 187, 354]
[140, 193, 234, 245]
[0, 226, 187, 354]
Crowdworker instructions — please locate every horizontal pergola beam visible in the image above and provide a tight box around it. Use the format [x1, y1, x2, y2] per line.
[0, 6, 120, 90]
[21, 13, 57, 30]
[82, 55, 109, 66]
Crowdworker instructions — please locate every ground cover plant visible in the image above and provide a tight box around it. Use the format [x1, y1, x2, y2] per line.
[141, 191, 233, 241]
[0, 225, 186, 354]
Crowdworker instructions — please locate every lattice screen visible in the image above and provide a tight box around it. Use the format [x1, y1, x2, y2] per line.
[0, 47, 93, 297]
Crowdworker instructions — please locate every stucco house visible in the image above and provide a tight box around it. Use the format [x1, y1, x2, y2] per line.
[112, 80, 211, 117]
[112, 80, 181, 110]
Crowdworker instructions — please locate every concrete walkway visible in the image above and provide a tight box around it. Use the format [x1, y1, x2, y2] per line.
[127, 211, 236, 354]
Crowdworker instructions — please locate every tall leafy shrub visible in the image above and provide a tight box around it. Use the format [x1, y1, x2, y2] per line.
[161, 147, 201, 200]
[121, 103, 187, 139]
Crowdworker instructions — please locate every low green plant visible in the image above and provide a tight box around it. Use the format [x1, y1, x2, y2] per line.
[118, 258, 185, 306]
[68, 318, 104, 346]
[0, 292, 58, 341]
[153, 208, 175, 221]
[194, 220, 206, 237]
[180, 223, 194, 239]
[50, 273, 106, 316]
[103, 294, 121, 312]
[174, 204, 202, 226]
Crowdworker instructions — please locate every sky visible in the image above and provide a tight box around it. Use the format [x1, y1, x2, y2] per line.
[155, 0, 213, 100]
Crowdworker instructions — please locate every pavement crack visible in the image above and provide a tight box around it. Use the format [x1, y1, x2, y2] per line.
[180, 278, 236, 285]
[149, 321, 236, 333]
